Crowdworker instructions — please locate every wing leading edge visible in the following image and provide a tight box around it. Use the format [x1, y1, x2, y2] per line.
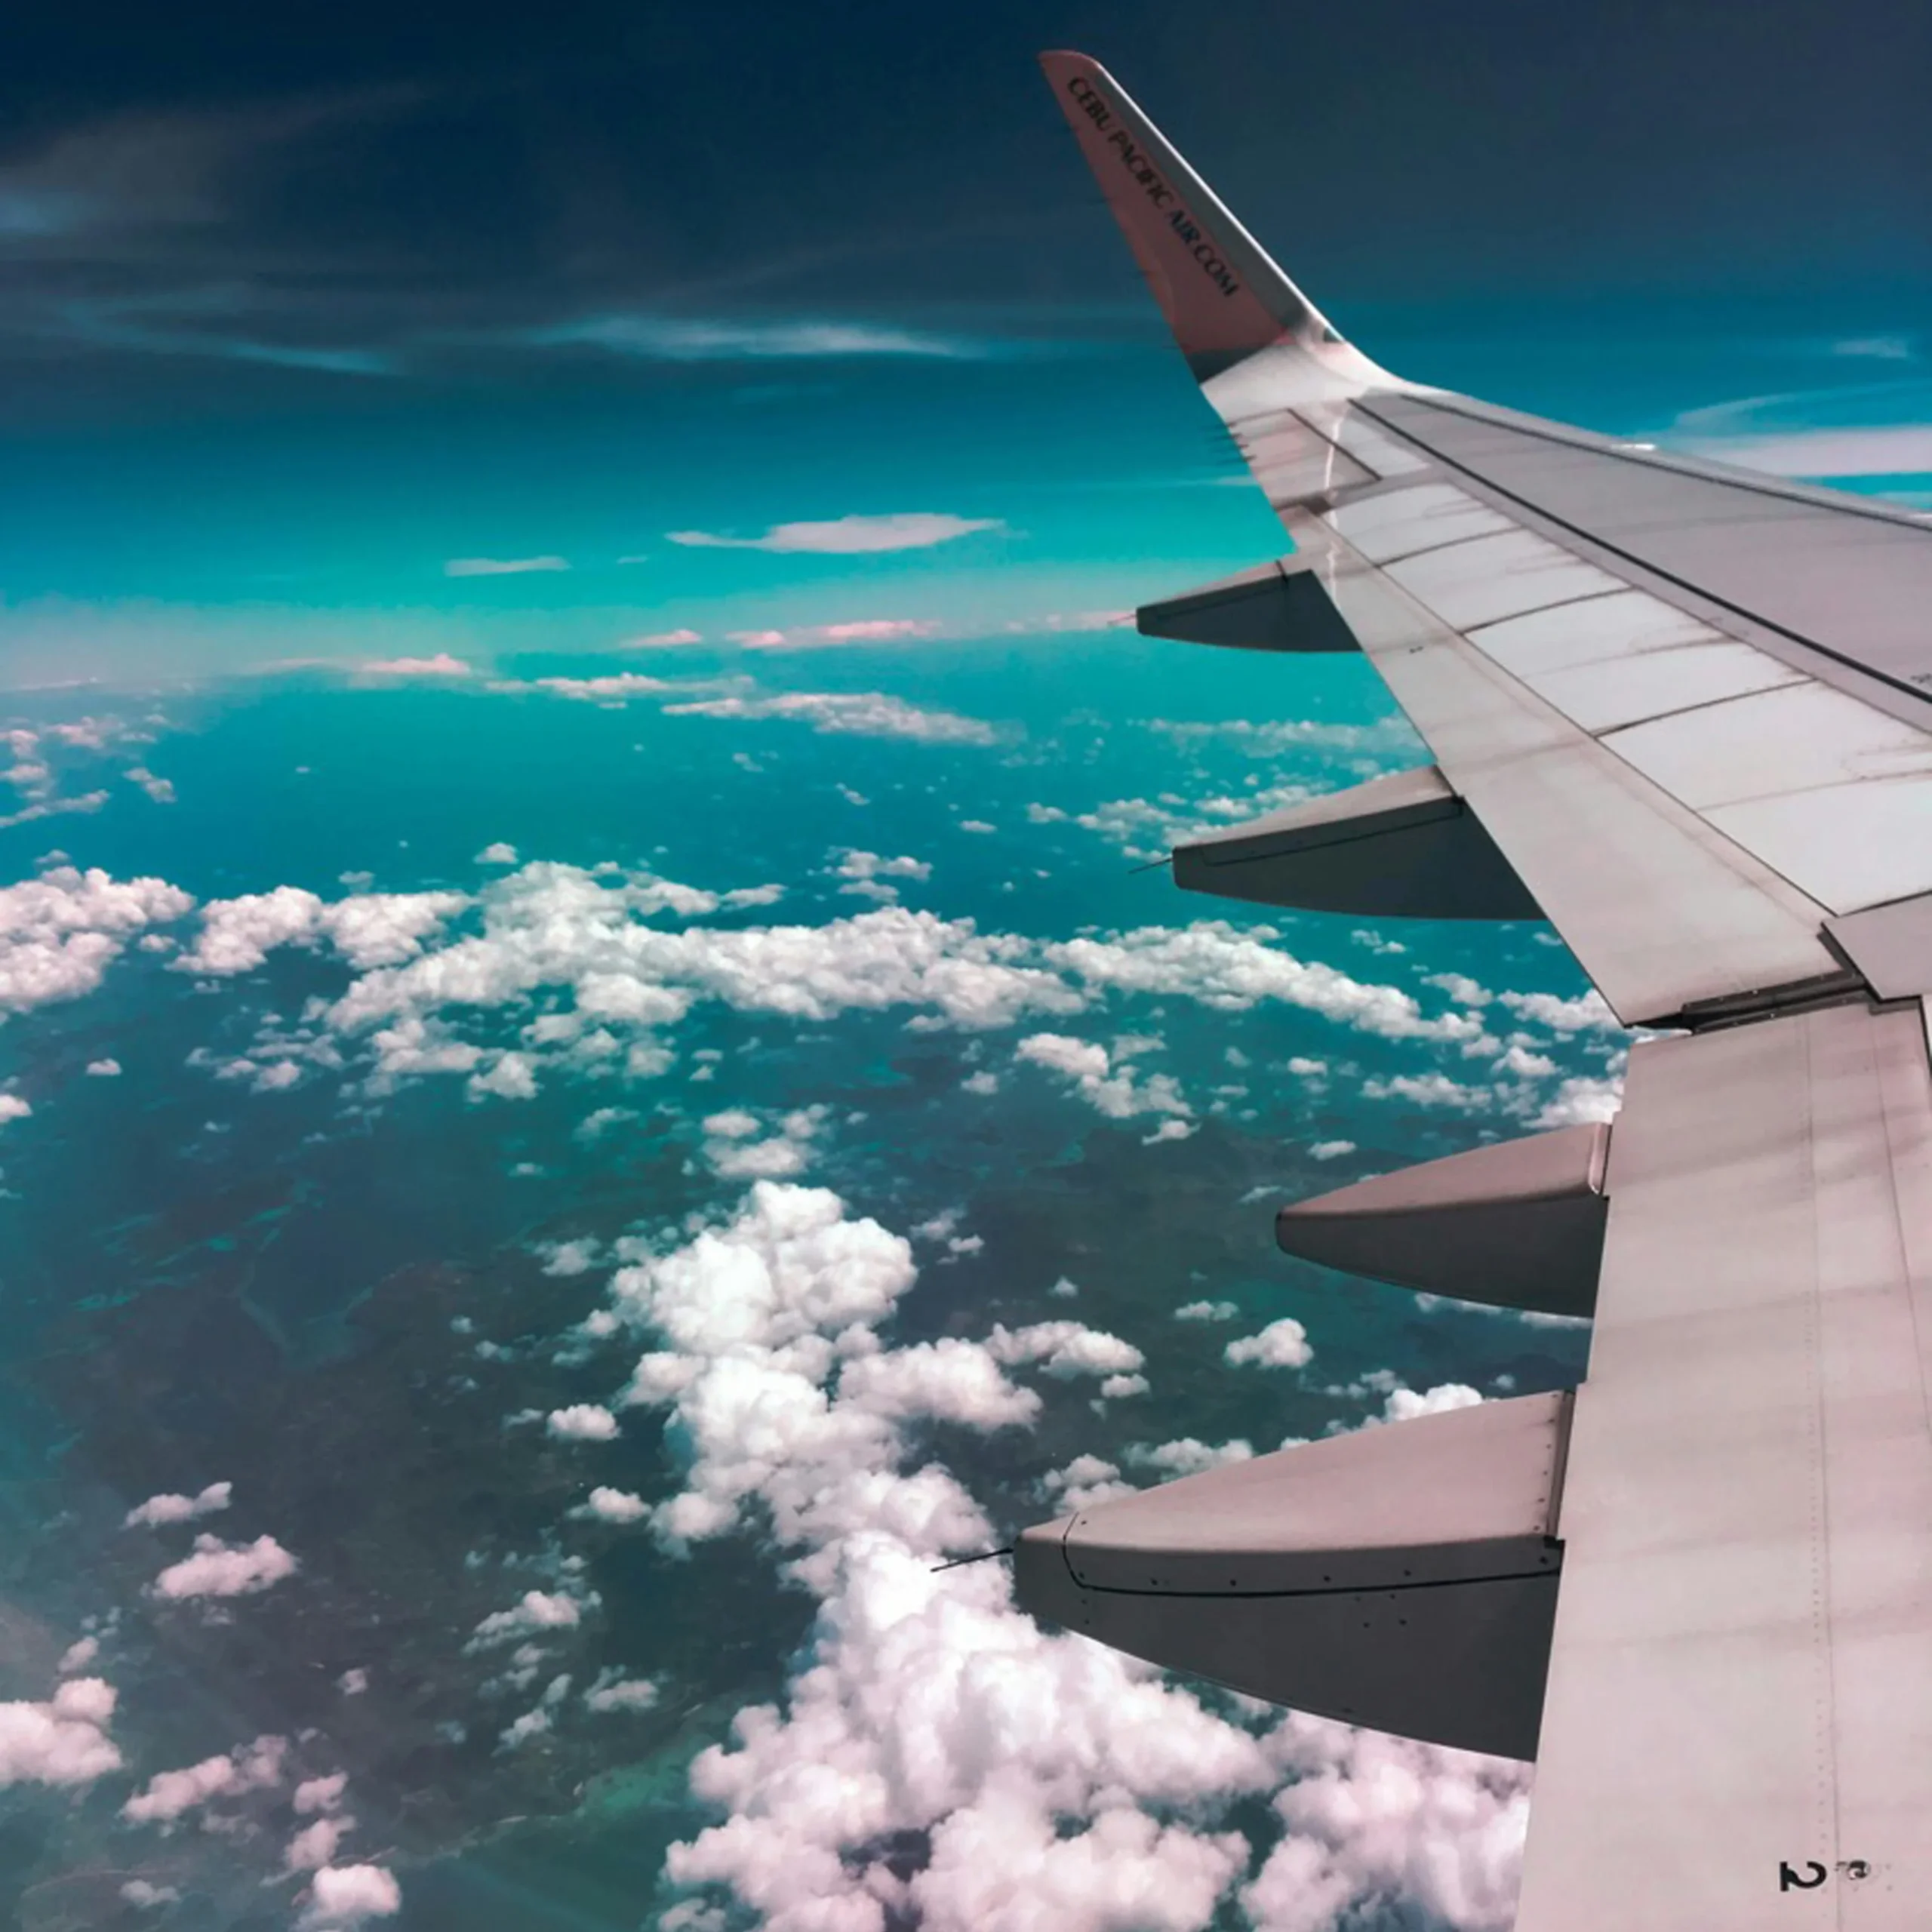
[1017, 49, 1932, 1932]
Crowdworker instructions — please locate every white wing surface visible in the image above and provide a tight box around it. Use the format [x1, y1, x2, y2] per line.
[1015, 51, 1932, 1930]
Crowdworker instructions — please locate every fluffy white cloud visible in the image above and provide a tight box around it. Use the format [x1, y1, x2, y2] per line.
[664, 691, 997, 746]
[125, 1480, 231, 1528]
[1173, 1300, 1238, 1322]
[1048, 924, 1483, 1045]
[1308, 1139, 1355, 1160]
[666, 513, 1000, 554]
[288, 1816, 353, 1871]
[831, 848, 932, 903]
[1224, 1319, 1314, 1371]
[0, 1093, 29, 1124]
[466, 1589, 592, 1651]
[700, 1104, 829, 1180]
[0, 866, 193, 1014]
[177, 887, 468, 976]
[299, 1863, 401, 1928]
[547, 1404, 620, 1441]
[1124, 1438, 1255, 1477]
[152, 1534, 297, 1600]
[1243, 1714, 1529, 1932]
[1381, 1383, 1484, 1423]
[576, 1486, 650, 1524]
[836, 1339, 1040, 1430]
[85, 1057, 122, 1076]
[123, 1734, 285, 1823]
[986, 1320, 1144, 1382]
[1039, 1452, 1136, 1512]
[0, 1678, 121, 1788]
[1015, 1032, 1190, 1124]
[1535, 1072, 1623, 1128]
[57, 1636, 100, 1674]
[583, 1668, 660, 1713]
[294, 1771, 349, 1814]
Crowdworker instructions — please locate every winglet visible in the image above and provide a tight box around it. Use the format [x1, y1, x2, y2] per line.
[1039, 51, 1341, 380]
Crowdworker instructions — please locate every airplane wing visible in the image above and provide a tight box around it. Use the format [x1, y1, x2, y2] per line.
[1014, 51, 1932, 1930]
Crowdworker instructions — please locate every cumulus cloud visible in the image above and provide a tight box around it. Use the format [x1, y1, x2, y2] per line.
[299, 1863, 401, 1928]
[1535, 1072, 1623, 1128]
[575, 1486, 650, 1524]
[152, 1534, 297, 1600]
[1125, 1437, 1255, 1477]
[583, 1667, 660, 1713]
[831, 849, 931, 903]
[986, 1319, 1144, 1382]
[0, 1678, 122, 1789]
[700, 1104, 829, 1180]
[1309, 1139, 1356, 1160]
[663, 691, 997, 745]
[666, 512, 1001, 554]
[125, 1479, 232, 1527]
[287, 1816, 353, 1872]
[1173, 1300, 1238, 1322]
[466, 1589, 592, 1651]
[1224, 1318, 1314, 1370]
[176, 886, 469, 977]
[123, 1734, 286, 1823]
[0, 866, 194, 1014]
[0, 1093, 29, 1124]
[546, 1403, 620, 1441]
[1014, 1032, 1191, 1124]
[836, 1338, 1040, 1430]
[85, 1057, 122, 1076]
[1243, 1714, 1530, 1932]
[475, 841, 518, 865]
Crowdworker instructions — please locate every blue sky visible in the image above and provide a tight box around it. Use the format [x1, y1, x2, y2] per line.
[2, 0, 1930, 685]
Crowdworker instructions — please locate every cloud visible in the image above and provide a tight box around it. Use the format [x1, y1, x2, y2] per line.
[583, 1669, 660, 1713]
[123, 1734, 285, 1823]
[176, 885, 469, 976]
[576, 1486, 649, 1524]
[288, 1817, 353, 1872]
[443, 557, 568, 577]
[0, 1678, 122, 1789]
[546, 1403, 620, 1441]
[627, 627, 705, 646]
[832, 848, 932, 903]
[1308, 1139, 1355, 1160]
[517, 672, 686, 702]
[359, 652, 474, 677]
[1830, 336, 1915, 361]
[0, 866, 194, 1014]
[836, 1338, 1041, 1430]
[475, 841, 518, 865]
[721, 618, 944, 650]
[294, 1772, 349, 1814]
[1173, 1300, 1238, 1322]
[466, 1589, 592, 1651]
[298, 1863, 401, 1929]
[1125, 1438, 1254, 1477]
[0, 1094, 29, 1124]
[1015, 1031, 1191, 1124]
[125, 1479, 232, 1527]
[700, 1103, 829, 1180]
[1534, 1072, 1623, 1128]
[57, 1636, 99, 1674]
[85, 1057, 122, 1076]
[986, 1319, 1145, 1383]
[524, 315, 985, 363]
[664, 691, 997, 745]
[152, 1533, 297, 1600]
[1243, 1715, 1529, 1932]
[666, 512, 1001, 554]
[1224, 1318, 1314, 1370]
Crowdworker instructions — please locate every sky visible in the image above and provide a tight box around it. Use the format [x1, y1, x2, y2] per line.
[3, 0, 1930, 685]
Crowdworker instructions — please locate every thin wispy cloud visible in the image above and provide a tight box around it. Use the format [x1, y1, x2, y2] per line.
[519, 315, 986, 362]
[359, 653, 474, 678]
[1829, 336, 1915, 361]
[1663, 379, 1932, 481]
[663, 691, 998, 745]
[666, 513, 1002, 555]
[724, 619, 941, 650]
[444, 557, 571, 577]
[626, 627, 705, 647]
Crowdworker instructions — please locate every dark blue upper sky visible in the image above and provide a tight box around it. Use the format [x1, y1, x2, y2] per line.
[7, 0, 1930, 418]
